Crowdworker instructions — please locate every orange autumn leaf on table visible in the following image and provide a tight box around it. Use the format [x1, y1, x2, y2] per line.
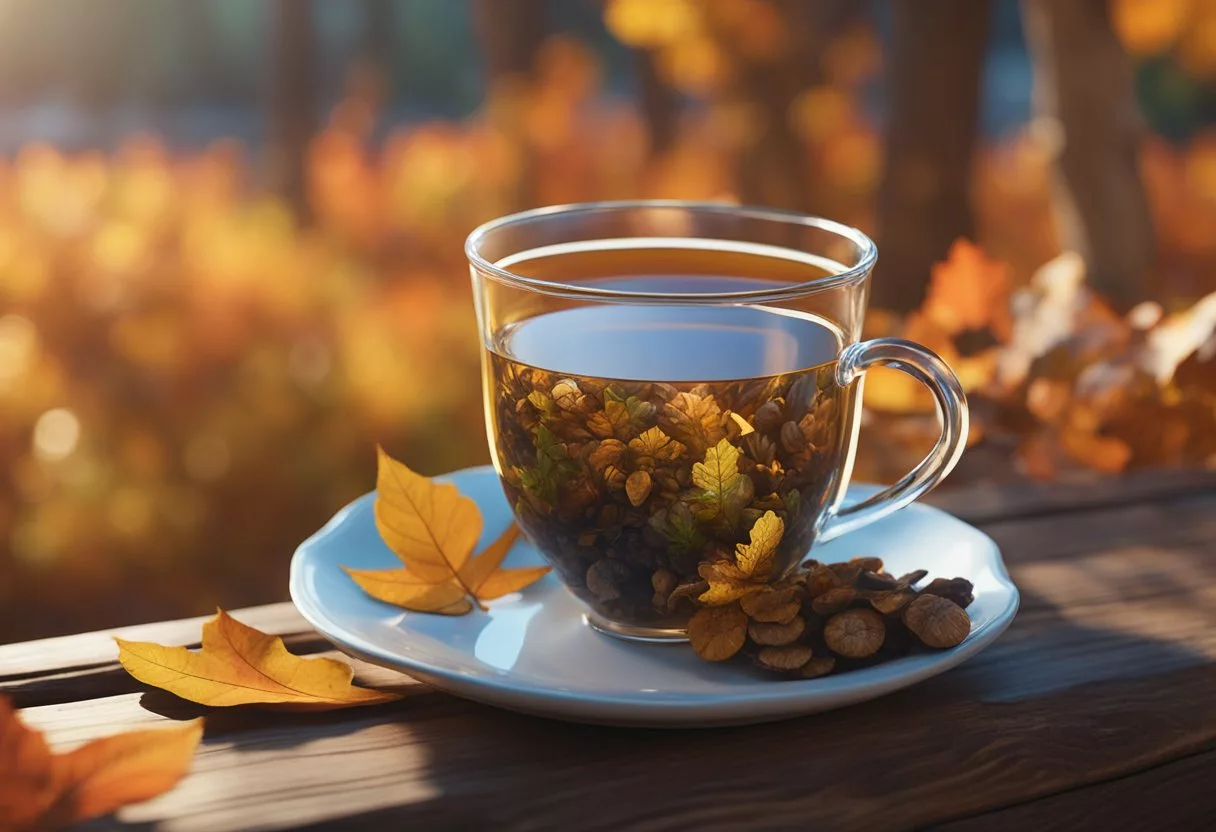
[116, 609, 400, 710]
[344, 447, 549, 613]
[0, 697, 201, 831]
[862, 311, 955, 414]
[865, 239, 1010, 415]
[922, 238, 1013, 340]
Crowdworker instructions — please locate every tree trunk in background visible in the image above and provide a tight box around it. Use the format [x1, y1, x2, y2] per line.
[875, 0, 990, 313]
[181, 1, 236, 102]
[636, 49, 678, 157]
[722, 0, 868, 213]
[473, 0, 547, 80]
[724, 0, 820, 213]
[472, 0, 548, 209]
[269, 0, 317, 223]
[1022, 0, 1155, 310]
[359, 0, 395, 83]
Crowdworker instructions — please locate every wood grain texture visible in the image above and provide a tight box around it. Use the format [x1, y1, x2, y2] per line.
[925, 467, 1216, 525]
[5, 473, 1215, 830]
[21, 523, 1216, 830]
[9, 477, 1213, 710]
[30, 664, 1216, 831]
[930, 749, 1216, 832]
[0, 604, 311, 678]
[1, 631, 333, 709]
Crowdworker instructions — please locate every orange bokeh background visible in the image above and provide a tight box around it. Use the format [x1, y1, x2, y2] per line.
[1, 0, 1213, 641]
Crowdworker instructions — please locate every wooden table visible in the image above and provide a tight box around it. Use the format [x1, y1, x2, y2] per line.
[4, 470, 1216, 830]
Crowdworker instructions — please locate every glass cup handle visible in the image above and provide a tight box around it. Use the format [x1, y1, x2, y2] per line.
[818, 337, 969, 543]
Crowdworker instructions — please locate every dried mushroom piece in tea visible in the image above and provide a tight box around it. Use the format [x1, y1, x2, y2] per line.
[824, 609, 886, 658]
[757, 644, 814, 672]
[739, 586, 801, 623]
[487, 341, 977, 680]
[903, 594, 971, 648]
[487, 351, 851, 631]
[686, 553, 976, 679]
[921, 577, 976, 609]
[748, 616, 806, 646]
[688, 603, 749, 662]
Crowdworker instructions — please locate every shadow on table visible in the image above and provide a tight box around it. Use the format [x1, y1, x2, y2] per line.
[136, 680, 432, 734]
[277, 568, 1214, 829]
[112, 536, 1214, 831]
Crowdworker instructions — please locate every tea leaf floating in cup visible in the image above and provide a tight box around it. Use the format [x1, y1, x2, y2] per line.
[694, 510, 785, 607]
[733, 510, 783, 578]
[689, 438, 752, 524]
[343, 447, 550, 614]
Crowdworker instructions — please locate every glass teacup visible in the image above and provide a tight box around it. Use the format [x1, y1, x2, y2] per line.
[467, 202, 967, 641]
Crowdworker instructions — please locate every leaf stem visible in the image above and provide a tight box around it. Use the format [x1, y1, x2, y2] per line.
[383, 458, 484, 609]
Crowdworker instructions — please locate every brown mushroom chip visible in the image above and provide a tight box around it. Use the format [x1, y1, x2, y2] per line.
[857, 570, 898, 591]
[753, 401, 784, 432]
[667, 579, 709, 612]
[602, 463, 627, 490]
[748, 616, 806, 646]
[824, 608, 886, 658]
[740, 587, 801, 624]
[585, 559, 630, 601]
[679, 554, 975, 679]
[587, 438, 626, 472]
[757, 644, 814, 672]
[625, 470, 653, 507]
[780, 420, 807, 453]
[688, 604, 749, 662]
[904, 594, 971, 648]
[850, 556, 884, 573]
[828, 562, 863, 585]
[799, 656, 836, 679]
[807, 565, 842, 598]
[650, 570, 678, 611]
[921, 577, 975, 609]
[651, 568, 678, 599]
[868, 589, 916, 615]
[895, 569, 929, 589]
[811, 587, 857, 615]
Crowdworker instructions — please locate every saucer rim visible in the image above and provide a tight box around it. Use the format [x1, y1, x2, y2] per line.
[289, 465, 1020, 726]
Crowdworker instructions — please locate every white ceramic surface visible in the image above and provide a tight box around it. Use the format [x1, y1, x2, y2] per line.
[289, 466, 1019, 727]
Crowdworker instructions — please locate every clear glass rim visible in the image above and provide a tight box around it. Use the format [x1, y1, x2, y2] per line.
[464, 200, 878, 305]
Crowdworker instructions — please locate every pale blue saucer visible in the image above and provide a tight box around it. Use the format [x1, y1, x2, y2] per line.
[289, 466, 1019, 727]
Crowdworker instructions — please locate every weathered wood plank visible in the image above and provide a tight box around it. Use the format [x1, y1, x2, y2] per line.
[0, 604, 312, 680]
[11, 537, 1213, 712]
[0, 641, 409, 713]
[979, 492, 1216, 564]
[7, 483, 1215, 709]
[925, 467, 1216, 525]
[6, 474, 1211, 829]
[18, 504, 1216, 829]
[25, 663, 1216, 831]
[22, 535, 1215, 739]
[930, 748, 1216, 832]
[17, 652, 425, 750]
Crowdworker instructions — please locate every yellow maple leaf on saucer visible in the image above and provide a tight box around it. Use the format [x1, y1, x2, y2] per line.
[347, 447, 550, 613]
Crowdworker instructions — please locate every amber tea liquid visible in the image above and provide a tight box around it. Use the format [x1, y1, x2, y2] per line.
[486, 244, 859, 630]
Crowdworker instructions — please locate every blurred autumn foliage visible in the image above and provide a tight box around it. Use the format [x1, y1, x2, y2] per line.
[1, 0, 1215, 641]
